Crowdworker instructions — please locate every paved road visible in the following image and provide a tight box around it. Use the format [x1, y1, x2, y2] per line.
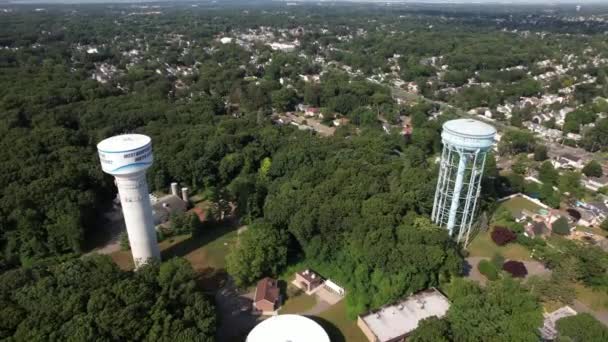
[215, 278, 261, 341]
[572, 300, 608, 328]
[301, 299, 332, 316]
[465, 257, 551, 285]
[86, 208, 125, 255]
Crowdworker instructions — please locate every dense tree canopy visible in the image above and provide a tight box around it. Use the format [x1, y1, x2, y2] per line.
[0, 255, 216, 341]
[446, 278, 542, 342]
[556, 313, 608, 341]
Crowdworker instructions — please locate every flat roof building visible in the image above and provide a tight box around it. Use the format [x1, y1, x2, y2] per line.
[539, 306, 577, 341]
[357, 288, 450, 342]
[294, 269, 323, 294]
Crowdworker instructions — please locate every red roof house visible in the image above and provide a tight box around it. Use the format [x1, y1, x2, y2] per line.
[253, 277, 281, 314]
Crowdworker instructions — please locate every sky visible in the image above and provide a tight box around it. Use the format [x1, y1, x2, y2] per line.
[5, 0, 605, 5]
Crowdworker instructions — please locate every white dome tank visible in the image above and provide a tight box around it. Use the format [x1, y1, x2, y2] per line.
[247, 314, 330, 342]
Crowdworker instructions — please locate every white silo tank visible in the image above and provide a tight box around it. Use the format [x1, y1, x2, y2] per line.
[97, 134, 160, 268]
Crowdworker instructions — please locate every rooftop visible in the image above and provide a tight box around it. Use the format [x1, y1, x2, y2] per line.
[254, 277, 280, 305]
[443, 119, 496, 138]
[297, 269, 323, 284]
[359, 288, 450, 342]
[97, 134, 151, 154]
[152, 194, 187, 225]
[561, 153, 582, 162]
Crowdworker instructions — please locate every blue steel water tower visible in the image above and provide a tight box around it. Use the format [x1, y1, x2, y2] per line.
[432, 119, 496, 246]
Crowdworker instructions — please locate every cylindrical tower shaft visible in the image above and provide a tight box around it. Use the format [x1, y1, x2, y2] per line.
[97, 134, 159, 268]
[446, 154, 468, 235]
[115, 172, 160, 267]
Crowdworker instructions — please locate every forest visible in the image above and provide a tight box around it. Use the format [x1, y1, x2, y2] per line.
[1, 2, 608, 340]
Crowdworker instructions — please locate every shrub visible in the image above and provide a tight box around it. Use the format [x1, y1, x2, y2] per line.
[491, 226, 517, 246]
[478, 260, 499, 281]
[119, 231, 130, 251]
[582, 160, 603, 178]
[491, 253, 505, 269]
[156, 229, 166, 243]
[600, 219, 608, 232]
[552, 216, 571, 236]
[556, 313, 608, 341]
[503, 260, 528, 278]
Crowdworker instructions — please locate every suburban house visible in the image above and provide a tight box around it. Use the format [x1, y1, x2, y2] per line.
[582, 176, 608, 192]
[575, 200, 608, 227]
[552, 154, 584, 170]
[253, 277, 281, 315]
[151, 194, 187, 226]
[357, 288, 450, 342]
[525, 221, 551, 239]
[305, 107, 321, 118]
[521, 209, 562, 238]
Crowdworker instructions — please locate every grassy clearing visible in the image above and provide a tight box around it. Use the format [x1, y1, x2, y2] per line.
[109, 224, 239, 273]
[311, 301, 368, 342]
[500, 196, 543, 216]
[542, 300, 566, 313]
[280, 289, 317, 314]
[576, 225, 608, 238]
[467, 231, 533, 261]
[575, 283, 608, 311]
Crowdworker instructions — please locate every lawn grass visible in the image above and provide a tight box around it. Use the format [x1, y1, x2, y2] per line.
[467, 231, 533, 261]
[576, 225, 608, 238]
[109, 224, 238, 272]
[542, 300, 566, 313]
[311, 301, 368, 342]
[500, 196, 543, 216]
[280, 289, 317, 314]
[574, 283, 608, 311]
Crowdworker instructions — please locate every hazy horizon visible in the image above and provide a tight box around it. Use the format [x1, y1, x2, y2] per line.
[4, 0, 607, 4]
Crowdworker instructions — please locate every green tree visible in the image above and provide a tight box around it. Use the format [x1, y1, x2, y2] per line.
[556, 313, 608, 341]
[0, 256, 216, 341]
[526, 275, 575, 305]
[538, 161, 559, 186]
[582, 160, 603, 178]
[558, 171, 584, 198]
[409, 317, 451, 342]
[447, 277, 542, 342]
[226, 221, 289, 286]
[478, 259, 499, 280]
[601, 219, 608, 232]
[498, 129, 536, 156]
[533, 145, 549, 161]
[552, 216, 570, 236]
[512, 155, 529, 175]
[119, 231, 130, 251]
[271, 88, 298, 112]
[540, 182, 561, 209]
[582, 118, 608, 152]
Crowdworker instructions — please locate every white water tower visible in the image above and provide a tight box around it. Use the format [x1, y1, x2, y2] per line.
[432, 119, 496, 246]
[97, 134, 160, 268]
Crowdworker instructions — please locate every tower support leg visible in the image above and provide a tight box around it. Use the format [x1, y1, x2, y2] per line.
[446, 153, 467, 236]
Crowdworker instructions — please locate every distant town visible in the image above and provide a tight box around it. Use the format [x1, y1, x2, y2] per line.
[1, 1, 608, 341]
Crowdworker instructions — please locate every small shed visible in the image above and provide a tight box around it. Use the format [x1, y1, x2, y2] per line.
[295, 269, 323, 293]
[253, 277, 280, 314]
